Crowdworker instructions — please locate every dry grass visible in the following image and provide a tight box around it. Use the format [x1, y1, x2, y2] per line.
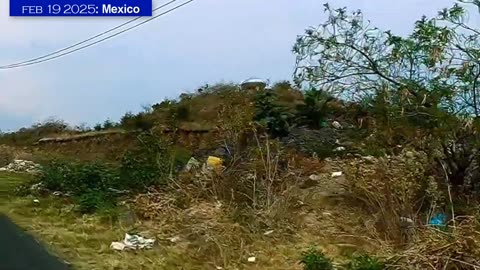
[340, 150, 433, 245]
[3, 144, 477, 269]
[389, 216, 480, 269]
[0, 147, 386, 269]
[0, 145, 15, 167]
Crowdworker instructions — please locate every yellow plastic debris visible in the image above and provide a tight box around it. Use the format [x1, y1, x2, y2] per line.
[207, 156, 223, 168]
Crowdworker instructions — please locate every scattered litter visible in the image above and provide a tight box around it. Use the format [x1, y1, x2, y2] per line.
[333, 146, 346, 152]
[30, 182, 44, 191]
[207, 156, 223, 168]
[213, 146, 232, 159]
[331, 171, 343, 177]
[184, 157, 201, 172]
[361, 156, 376, 163]
[247, 256, 256, 263]
[110, 233, 155, 251]
[216, 267, 223, 270]
[110, 242, 126, 251]
[52, 191, 63, 196]
[33, 199, 40, 204]
[429, 213, 447, 227]
[309, 174, 321, 181]
[322, 211, 333, 217]
[107, 188, 129, 195]
[263, 230, 274, 236]
[168, 236, 181, 243]
[0, 160, 42, 174]
[332, 121, 343, 129]
[405, 151, 415, 158]
[400, 217, 414, 227]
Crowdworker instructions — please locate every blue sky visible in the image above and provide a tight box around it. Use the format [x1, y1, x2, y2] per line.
[0, 0, 463, 131]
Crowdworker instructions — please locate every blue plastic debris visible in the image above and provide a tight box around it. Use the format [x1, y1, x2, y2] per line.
[429, 213, 447, 227]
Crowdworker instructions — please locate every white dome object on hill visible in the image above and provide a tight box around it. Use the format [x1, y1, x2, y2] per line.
[240, 78, 267, 90]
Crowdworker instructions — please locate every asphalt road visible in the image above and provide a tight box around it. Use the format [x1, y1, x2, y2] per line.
[0, 214, 70, 270]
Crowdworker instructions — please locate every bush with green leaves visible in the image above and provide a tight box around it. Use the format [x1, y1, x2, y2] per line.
[120, 111, 155, 131]
[37, 160, 120, 213]
[254, 90, 293, 137]
[296, 88, 333, 129]
[102, 119, 118, 129]
[93, 123, 103, 131]
[76, 189, 117, 214]
[39, 160, 119, 195]
[300, 248, 334, 270]
[346, 255, 385, 270]
[119, 132, 172, 190]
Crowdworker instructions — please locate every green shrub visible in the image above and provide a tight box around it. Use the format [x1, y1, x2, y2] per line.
[93, 123, 103, 131]
[254, 90, 293, 137]
[119, 133, 171, 190]
[76, 189, 116, 214]
[300, 248, 334, 270]
[33, 132, 177, 213]
[39, 160, 119, 195]
[120, 112, 155, 131]
[174, 104, 191, 121]
[38, 159, 120, 214]
[40, 160, 77, 192]
[296, 88, 333, 129]
[102, 119, 117, 129]
[346, 255, 385, 270]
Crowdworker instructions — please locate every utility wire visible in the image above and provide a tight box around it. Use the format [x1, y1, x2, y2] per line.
[0, 0, 194, 69]
[2, 0, 177, 68]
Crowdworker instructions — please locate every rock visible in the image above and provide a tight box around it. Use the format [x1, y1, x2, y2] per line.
[309, 174, 321, 181]
[33, 199, 40, 204]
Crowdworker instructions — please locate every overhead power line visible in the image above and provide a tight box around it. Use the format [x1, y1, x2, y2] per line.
[1, 0, 177, 69]
[0, 0, 194, 69]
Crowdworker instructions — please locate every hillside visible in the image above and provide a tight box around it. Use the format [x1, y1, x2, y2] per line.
[0, 80, 479, 269]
